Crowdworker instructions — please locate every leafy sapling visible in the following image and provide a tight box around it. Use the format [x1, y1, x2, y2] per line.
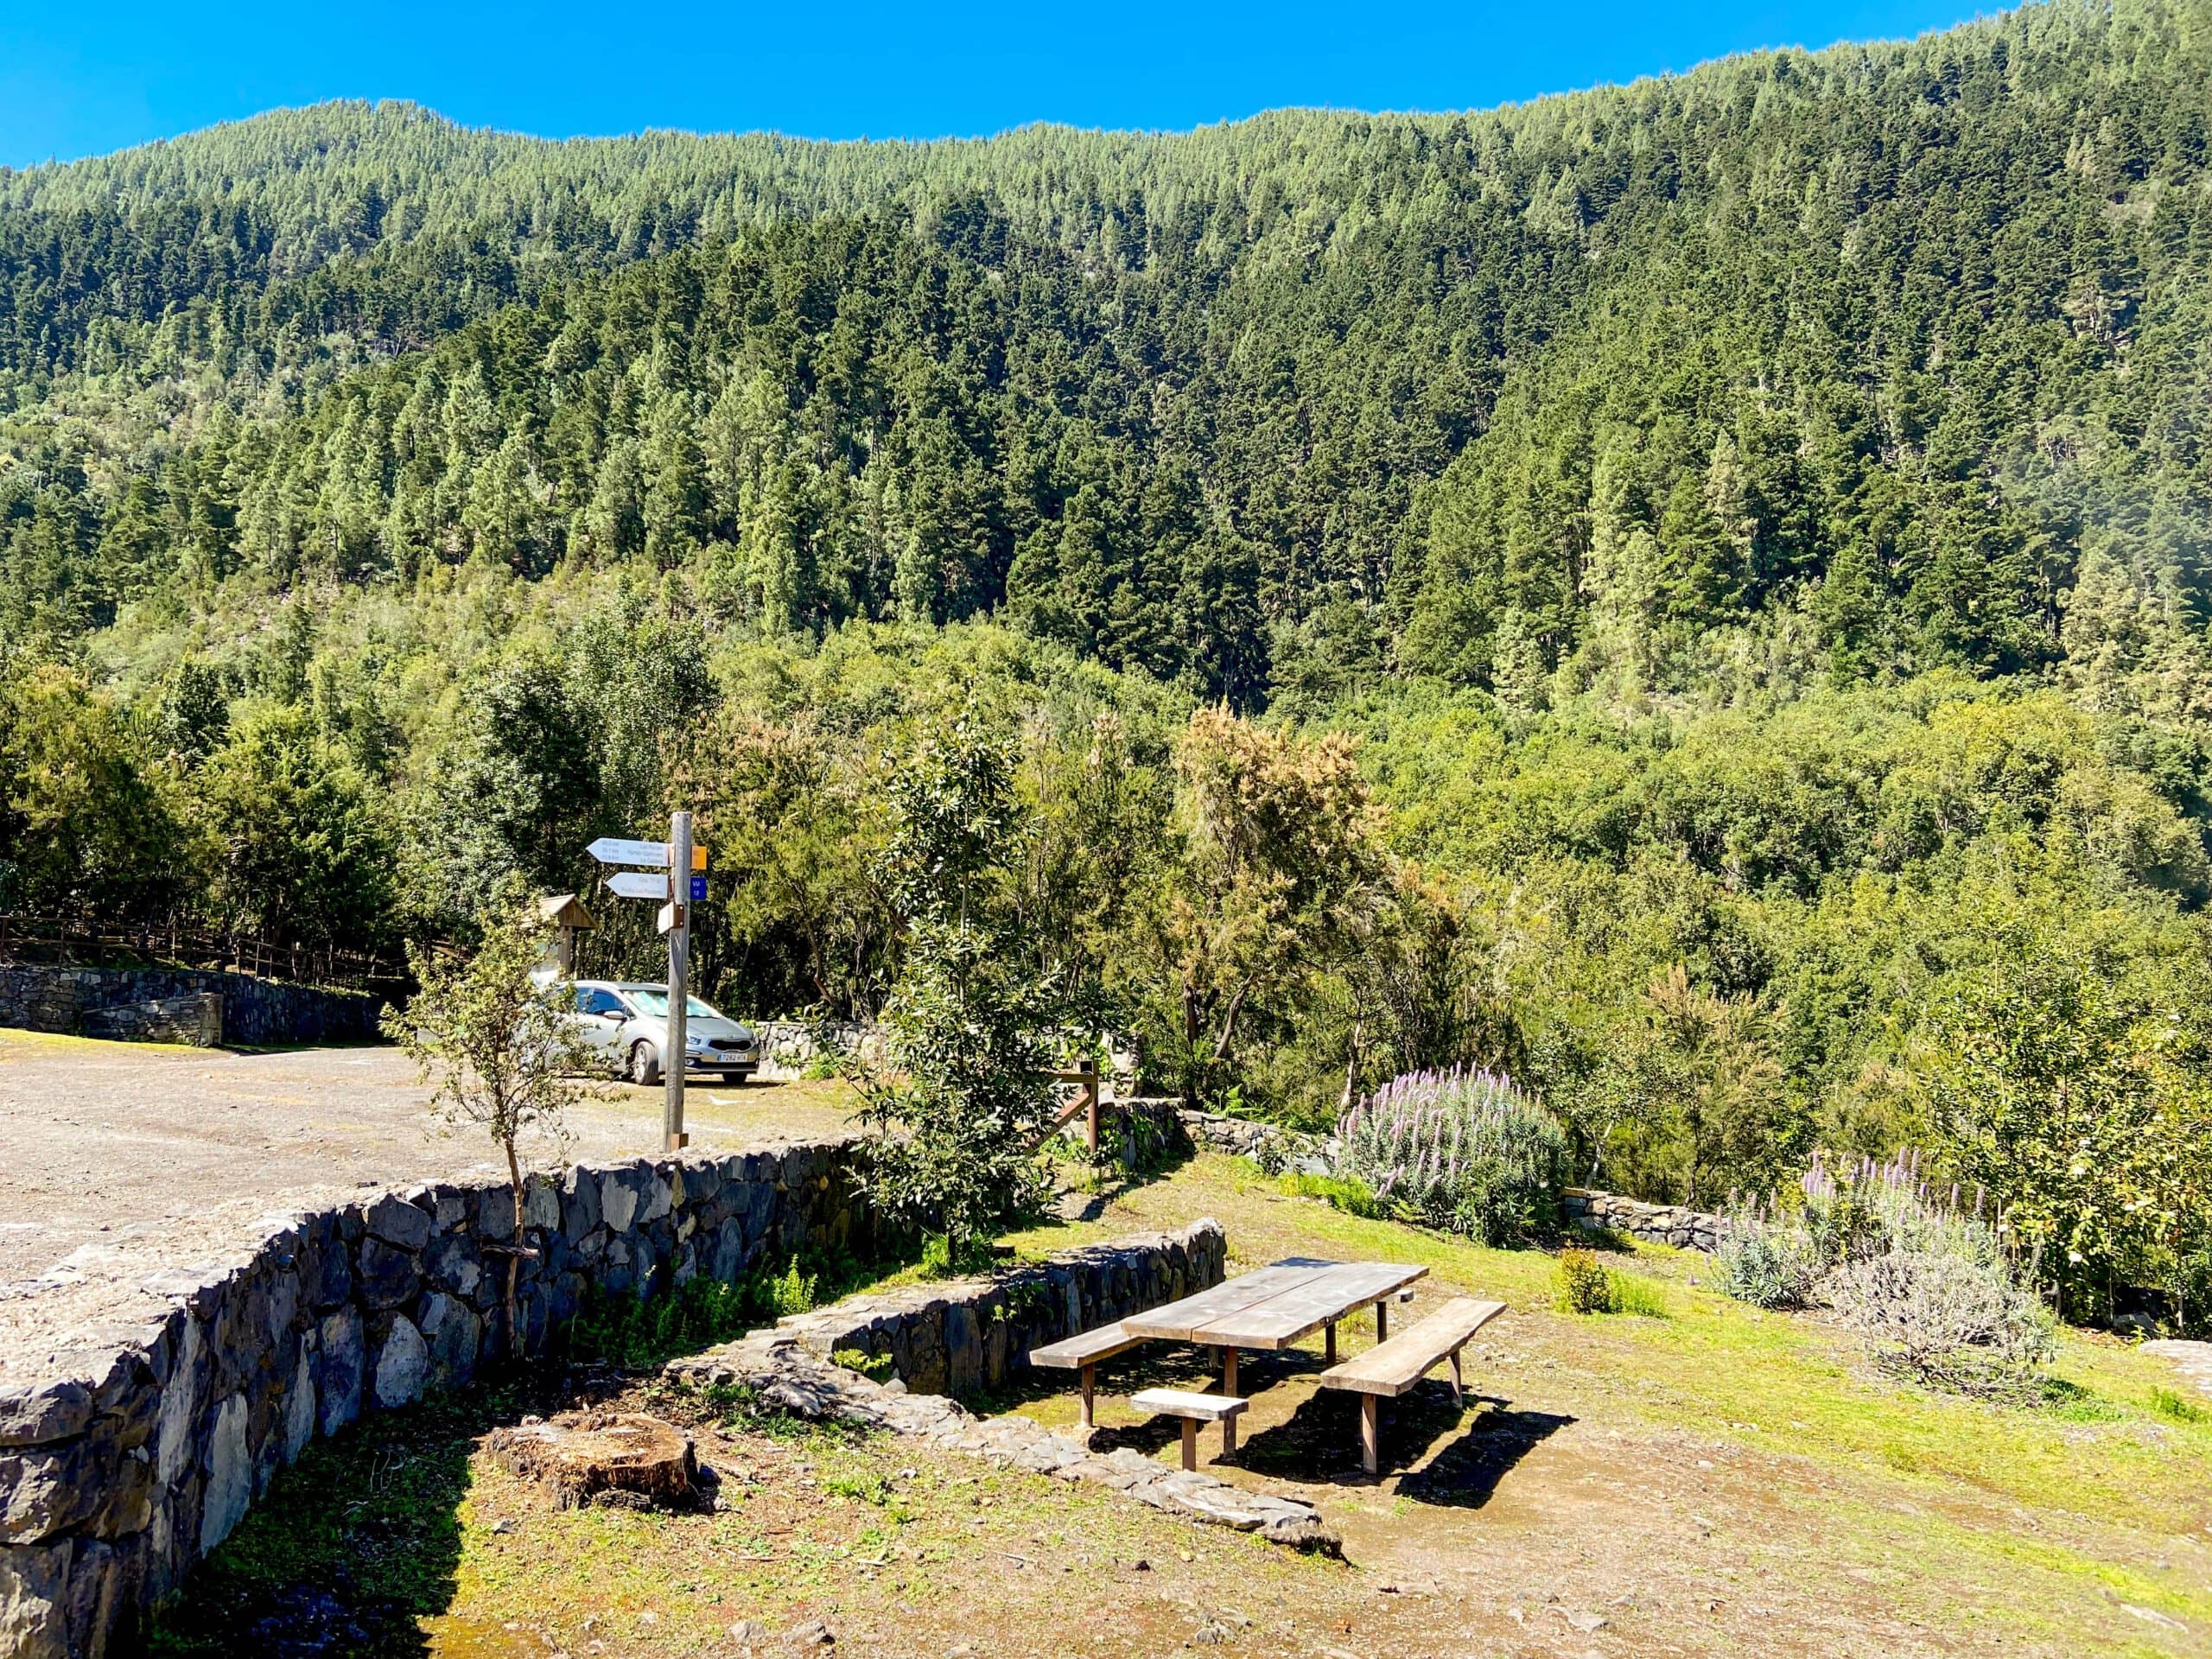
[384, 889, 602, 1357]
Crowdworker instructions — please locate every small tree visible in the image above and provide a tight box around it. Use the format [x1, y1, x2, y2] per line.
[851, 711, 1063, 1265]
[384, 891, 600, 1353]
[1147, 706, 1389, 1110]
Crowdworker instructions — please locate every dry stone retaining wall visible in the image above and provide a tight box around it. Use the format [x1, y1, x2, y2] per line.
[1565, 1189, 1730, 1252]
[0, 964, 384, 1048]
[0, 1139, 868, 1659]
[667, 1221, 1336, 1549]
[770, 1220, 1228, 1398]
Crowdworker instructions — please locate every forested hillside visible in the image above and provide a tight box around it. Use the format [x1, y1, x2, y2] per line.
[3, 0, 2211, 1306]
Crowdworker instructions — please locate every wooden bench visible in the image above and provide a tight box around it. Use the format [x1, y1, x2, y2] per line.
[1130, 1387, 1249, 1469]
[1027, 1321, 1150, 1428]
[1317, 1296, 1506, 1475]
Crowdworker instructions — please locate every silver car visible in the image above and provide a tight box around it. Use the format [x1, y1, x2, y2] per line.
[563, 980, 760, 1086]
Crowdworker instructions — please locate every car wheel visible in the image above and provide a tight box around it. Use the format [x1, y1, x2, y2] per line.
[628, 1042, 661, 1087]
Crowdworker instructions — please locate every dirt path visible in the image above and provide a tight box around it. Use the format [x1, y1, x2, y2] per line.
[0, 1027, 855, 1287]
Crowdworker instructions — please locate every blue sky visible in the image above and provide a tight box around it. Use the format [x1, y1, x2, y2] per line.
[1, 0, 1992, 169]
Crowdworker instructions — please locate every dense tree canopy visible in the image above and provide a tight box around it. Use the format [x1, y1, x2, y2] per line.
[3, 0, 2212, 1312]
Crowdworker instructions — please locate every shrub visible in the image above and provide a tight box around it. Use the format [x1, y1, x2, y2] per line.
[1554, 1249, 1670, 1318]
[1336, 1066, 1571, 1245]
[1555, 1248, 1613, 1313]
[1824, 1246, 2056, 1400]
[1716, 1149, 2057, 1400]
[1711, 1200, 1823, 1309]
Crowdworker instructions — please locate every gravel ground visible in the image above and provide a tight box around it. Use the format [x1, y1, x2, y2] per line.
[0, 1027, 855, 1307]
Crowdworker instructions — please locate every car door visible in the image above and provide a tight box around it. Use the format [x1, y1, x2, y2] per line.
[574, 987, 630, 1069]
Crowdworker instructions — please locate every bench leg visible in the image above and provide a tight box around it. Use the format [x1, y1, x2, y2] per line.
[1221, 1348, 1239, 1455]
[1180, 1417, 1198, 1472]
[1376, 1300, 1388, 1342]
[1079, 1363, 1096, 1430]
[1449, 1347, 1463, 1405]
[1324, 1322, 1337, 1364]
[1359, 1395, 1378, 1477]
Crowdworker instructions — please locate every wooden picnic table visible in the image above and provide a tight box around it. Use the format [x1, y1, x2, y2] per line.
[1120, 1257, 1428, 1450]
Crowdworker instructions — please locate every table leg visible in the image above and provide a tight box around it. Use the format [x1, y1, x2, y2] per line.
[1359, 1395, 1379, 1477]
[1080, 1362, 1096, 1429]
[1221, 1347, 1239, 1455]
[1180, 1417, 1198, 1471]
[1324, 1322, 1337, 1364]
[1376, 1299, 1389, 1342]
[1448, 1347, 1463, 1404]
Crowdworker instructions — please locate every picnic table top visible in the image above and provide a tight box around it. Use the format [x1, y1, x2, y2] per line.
[1120, 1257, 1429, 1351]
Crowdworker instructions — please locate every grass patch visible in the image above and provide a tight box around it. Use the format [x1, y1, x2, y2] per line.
[1276, 1170, 1381, 1217]
[1552, 1248, 1670, 1318]
[149, 1389, 500, 1656]
[2151, 1384, 2206, 1424]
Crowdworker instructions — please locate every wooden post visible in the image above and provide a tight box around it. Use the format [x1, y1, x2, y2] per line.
[1324, 1322, 1337, 1365]
[1179, 1417, 1198, 1471]
[1448, 1347, 1464, 1404]
[1221, 1347, 1239, 1456]
[1359, 1395, 1379, 1476]
[665, 810, 692, 1154]
[1083, 1056, 1099, 1157]
[1376, 1299, 1389, 1342]
[1079, 1363, 1096, 1430]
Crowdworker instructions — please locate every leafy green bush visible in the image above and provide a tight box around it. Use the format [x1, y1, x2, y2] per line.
[1336, 1067, 1571, 1245]
[1712, 1203, 1824, 1309]
[1555, 1249, 1613, 1313]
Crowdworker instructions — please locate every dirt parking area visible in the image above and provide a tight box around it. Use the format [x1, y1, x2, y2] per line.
[0, 1028, 856, 1289]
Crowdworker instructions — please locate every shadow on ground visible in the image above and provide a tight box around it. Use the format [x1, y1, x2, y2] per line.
[1236, 1382, 1571, 1501]
[150, 1372, 624, 1659]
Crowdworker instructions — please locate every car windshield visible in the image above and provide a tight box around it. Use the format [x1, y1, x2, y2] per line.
[625, 989, 719, 1019]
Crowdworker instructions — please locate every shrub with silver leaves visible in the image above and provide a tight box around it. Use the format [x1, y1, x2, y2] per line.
[1335, 1066, 1570, 1245]
[1714, 1149, 2056, 1399]
[1824, 1245, 2056, 1399]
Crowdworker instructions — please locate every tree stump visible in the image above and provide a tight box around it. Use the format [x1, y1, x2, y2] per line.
[487, 1411, 697, 1510]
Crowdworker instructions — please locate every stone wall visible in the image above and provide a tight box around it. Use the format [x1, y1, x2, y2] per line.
[748, 1020, 888, 1082]
[0, 1139, 868, 1659]
[1162, 1105, 1335, 1173]
[0, 964, 385, 1049]
[1565, 1189, 1730, 1252]
[664, 1236, 1337, 1553]
[766, 1219, 1227, 1398]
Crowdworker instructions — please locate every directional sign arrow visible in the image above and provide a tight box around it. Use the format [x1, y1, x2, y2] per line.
[588, 836, 670, 868]
[587, 836, 709, 870]
[607, 870, 670, 900]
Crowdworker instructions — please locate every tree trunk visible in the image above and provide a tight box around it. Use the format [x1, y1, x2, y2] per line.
[505, 1139, 526, 1359]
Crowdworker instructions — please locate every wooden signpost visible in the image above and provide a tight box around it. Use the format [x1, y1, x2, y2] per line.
[588, 814, 704, 1153]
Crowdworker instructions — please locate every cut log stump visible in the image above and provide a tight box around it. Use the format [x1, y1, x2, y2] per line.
[488, 1411, 697, 1510]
